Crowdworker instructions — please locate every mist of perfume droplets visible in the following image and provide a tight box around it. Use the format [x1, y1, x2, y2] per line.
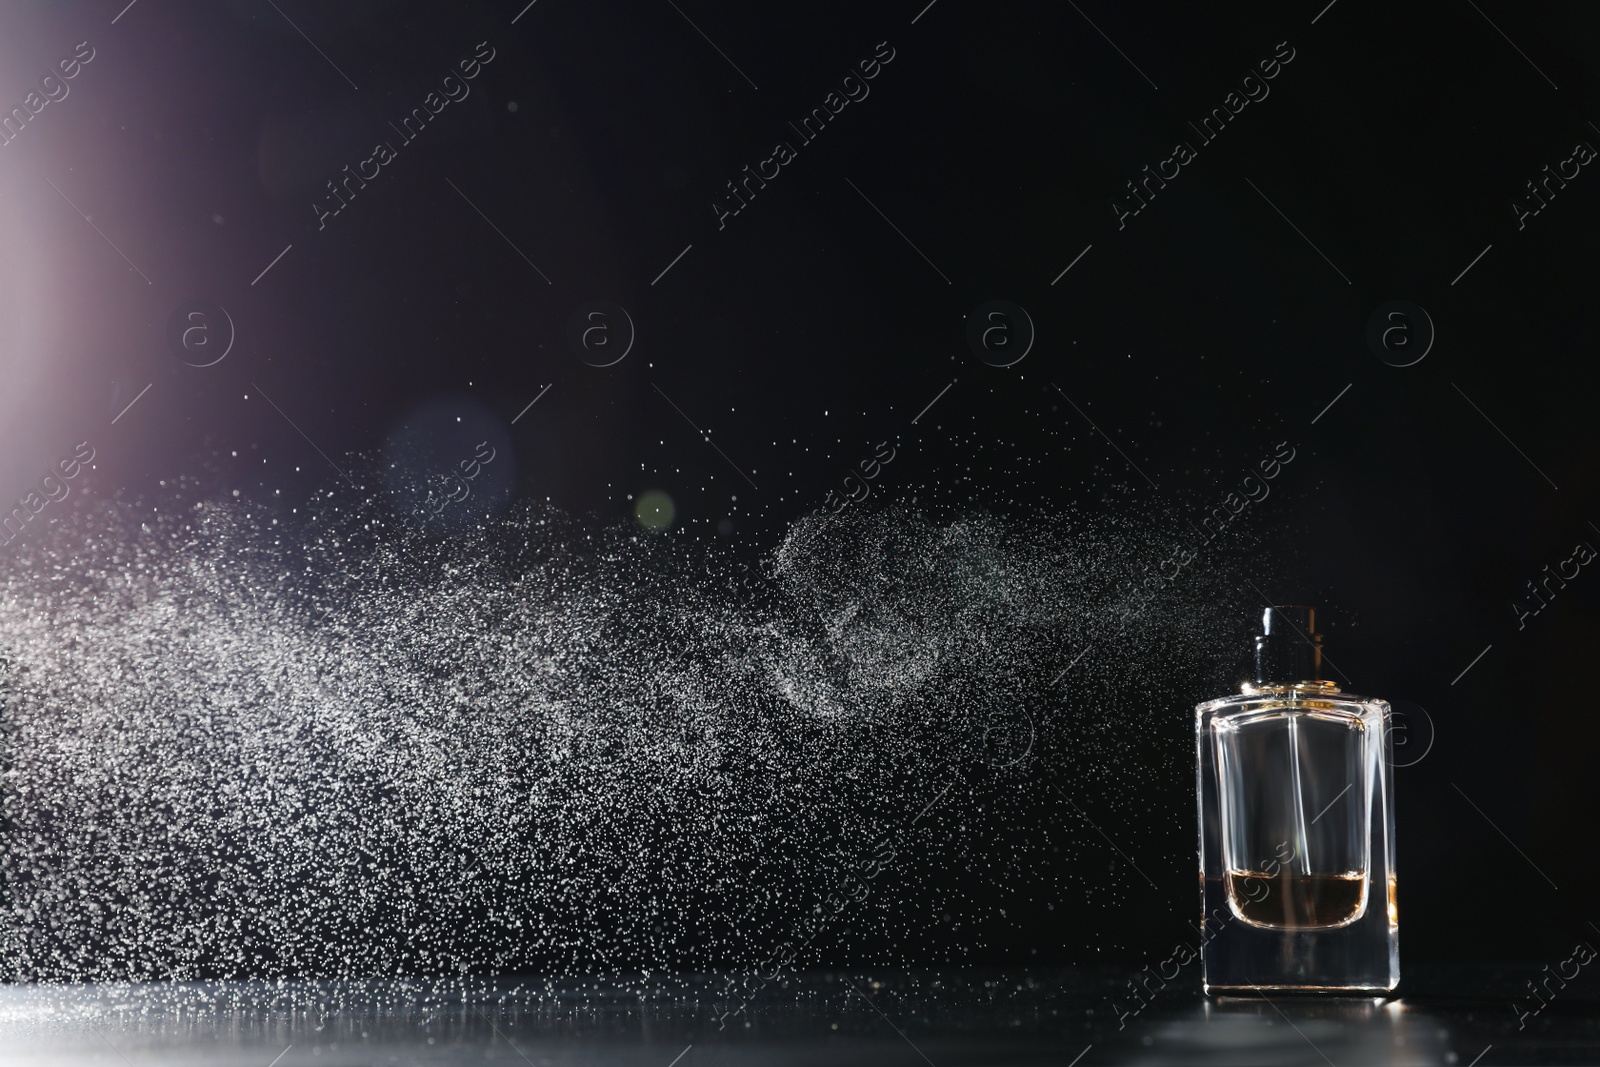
[0, 472, 1262, 982]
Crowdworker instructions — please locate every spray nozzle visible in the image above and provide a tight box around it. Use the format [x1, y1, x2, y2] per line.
[1253, 604, 1324, 685]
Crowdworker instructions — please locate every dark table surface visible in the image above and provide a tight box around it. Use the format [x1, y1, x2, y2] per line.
[0, 968, 1595, 1066]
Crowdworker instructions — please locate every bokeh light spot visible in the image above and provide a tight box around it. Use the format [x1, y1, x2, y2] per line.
[635, 490, 675, 530]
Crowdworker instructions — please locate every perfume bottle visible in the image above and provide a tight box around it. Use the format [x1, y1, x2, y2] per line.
[1196, 606, 1398, 993]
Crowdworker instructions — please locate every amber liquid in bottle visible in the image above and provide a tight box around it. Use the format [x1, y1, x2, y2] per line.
[1226, 869, 1366, 929]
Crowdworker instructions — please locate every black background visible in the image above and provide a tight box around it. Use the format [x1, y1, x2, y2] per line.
[1, 0, 1597, 977]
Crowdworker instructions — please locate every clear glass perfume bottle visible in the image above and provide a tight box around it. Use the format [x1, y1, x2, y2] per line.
[1196, 606, 1398, 993]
